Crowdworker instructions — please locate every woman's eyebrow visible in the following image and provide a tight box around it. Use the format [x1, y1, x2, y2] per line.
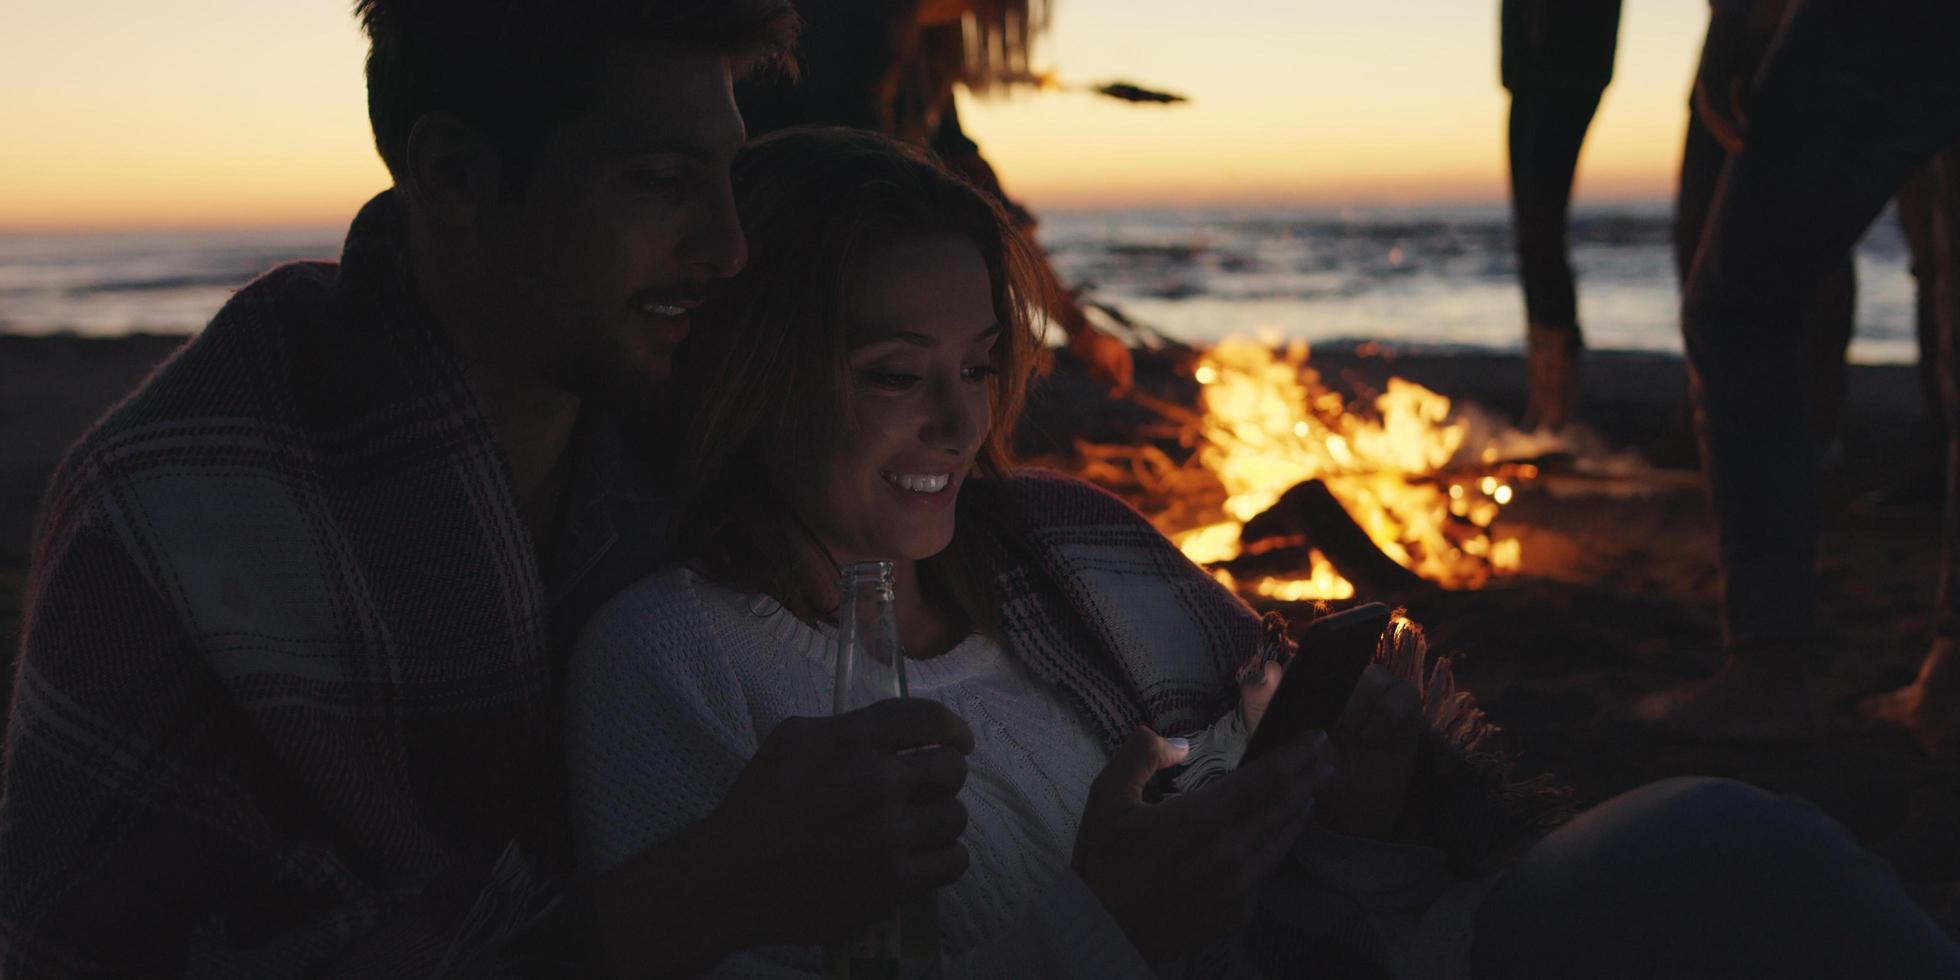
[851, 322, 1002, 349]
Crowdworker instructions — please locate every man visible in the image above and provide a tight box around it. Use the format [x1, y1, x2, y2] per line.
[0, 2, 973, 975]
[1634, 0, 1960, 756]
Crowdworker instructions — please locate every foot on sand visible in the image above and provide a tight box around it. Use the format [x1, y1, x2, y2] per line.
[1523, 322, 1580, 432]
[1630, 653, 1815, 742]
[1859, 637, 1960, 762]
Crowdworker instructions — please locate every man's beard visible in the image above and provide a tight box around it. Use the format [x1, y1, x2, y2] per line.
[534, 326, 667, 420]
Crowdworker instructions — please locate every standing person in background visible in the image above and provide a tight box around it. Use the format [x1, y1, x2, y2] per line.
[740, 0, 1137, 395]
[1681, 0, 1946, 498]
[1863, 156, 1960, 760]
[1633, 0, 1960, 759]
[1500, 0, 1623, 431]
[1673, 0, 1858, 466]
[1891, 167, 1949, 504]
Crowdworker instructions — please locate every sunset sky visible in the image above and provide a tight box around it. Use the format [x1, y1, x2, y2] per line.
[0, 0, 1712, 231]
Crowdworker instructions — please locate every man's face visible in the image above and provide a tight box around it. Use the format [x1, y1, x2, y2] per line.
[474, 40, 747, 409]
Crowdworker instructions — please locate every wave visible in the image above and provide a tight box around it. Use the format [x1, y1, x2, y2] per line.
[60, 273, 265, 296]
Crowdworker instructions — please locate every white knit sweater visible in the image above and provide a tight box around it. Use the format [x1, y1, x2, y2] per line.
[565, 566, 1160, 978]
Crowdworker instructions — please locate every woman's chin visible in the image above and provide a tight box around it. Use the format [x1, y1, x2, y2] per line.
[887, 525, 958, 563]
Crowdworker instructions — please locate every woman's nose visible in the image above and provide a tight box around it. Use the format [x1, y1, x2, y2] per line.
[925, 376, 983, 451]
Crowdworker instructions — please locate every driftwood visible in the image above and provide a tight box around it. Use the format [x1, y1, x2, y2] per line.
[1241, 479, 1430, 595]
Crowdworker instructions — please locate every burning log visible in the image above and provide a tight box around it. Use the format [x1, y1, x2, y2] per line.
[1241, 479, 1431, 596]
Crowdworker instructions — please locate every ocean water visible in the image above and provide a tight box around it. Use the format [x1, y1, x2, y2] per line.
[0, 228, 343, 338]
[1041, 203, 1921, 365]
[0, 204, 1924, 363]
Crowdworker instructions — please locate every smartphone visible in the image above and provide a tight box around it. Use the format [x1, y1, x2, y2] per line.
[1238, 602, 1391, 765]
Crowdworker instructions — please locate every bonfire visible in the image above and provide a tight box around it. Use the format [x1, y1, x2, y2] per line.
[1072, 338, 1536, 601]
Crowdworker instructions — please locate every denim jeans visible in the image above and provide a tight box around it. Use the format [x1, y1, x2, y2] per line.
[1472, 777, 1960, 979]
[1680, 0, 1960, 647]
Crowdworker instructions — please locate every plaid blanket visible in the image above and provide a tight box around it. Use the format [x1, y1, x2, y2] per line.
[964, 470, 1567, 874]
[961, 471, 1270, 747]
[955, 473, 1565, 979]
[0, 193, 661, 977]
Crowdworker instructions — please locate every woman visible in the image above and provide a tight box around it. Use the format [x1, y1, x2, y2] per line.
[566, 128, 1960, 978]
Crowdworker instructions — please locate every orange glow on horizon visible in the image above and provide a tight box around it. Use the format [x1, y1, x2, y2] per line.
[1, 0, 1709, 232]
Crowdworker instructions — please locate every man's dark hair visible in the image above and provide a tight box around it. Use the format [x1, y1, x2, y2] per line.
[354, 0, 799, 181]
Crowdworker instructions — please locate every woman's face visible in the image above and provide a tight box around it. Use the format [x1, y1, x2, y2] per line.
[782, 234, 999, 567]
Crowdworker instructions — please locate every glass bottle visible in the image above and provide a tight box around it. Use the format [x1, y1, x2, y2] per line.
[823, 561, 943, 980]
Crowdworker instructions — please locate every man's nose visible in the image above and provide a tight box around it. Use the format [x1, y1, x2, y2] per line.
[687, 183, 748, 280]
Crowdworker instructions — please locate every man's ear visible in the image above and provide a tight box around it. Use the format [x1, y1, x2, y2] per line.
[400, 112, 504, 228]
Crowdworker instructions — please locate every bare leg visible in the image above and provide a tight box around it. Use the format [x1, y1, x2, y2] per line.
[1865, 149, 1960, 761]
[1508, 88, 1601, 431]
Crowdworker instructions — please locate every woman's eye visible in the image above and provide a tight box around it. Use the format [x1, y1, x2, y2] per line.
[860, 371, 921, 390]
[962, 365, 1001, 383]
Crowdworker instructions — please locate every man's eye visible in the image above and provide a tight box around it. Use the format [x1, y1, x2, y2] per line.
[629, 170, 687, 192]
[861, 371, 921, 390]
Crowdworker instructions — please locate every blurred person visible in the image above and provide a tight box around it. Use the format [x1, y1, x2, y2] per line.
[0, 3, 970, 976]
[740, 0, 1137, 395]
[1681, 2, 1947, 496]
[1500, 0, 1623, 431]
[1634, 0, 1960, 759]
[1862, 153, 1960, 761]
[1889, 166, 1949, 505]
[1673, 0, 1856, 462]
[568, 125, 1960, 979]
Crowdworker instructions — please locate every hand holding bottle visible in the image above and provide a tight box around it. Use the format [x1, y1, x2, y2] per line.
[710, 698, 975, 948]
[585, 697, 971, 978]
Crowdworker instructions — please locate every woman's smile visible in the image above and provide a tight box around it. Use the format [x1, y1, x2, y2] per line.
[785, 234, 998, 564]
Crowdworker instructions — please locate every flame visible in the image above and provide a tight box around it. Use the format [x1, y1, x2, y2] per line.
[1158, 339, 1522, 599]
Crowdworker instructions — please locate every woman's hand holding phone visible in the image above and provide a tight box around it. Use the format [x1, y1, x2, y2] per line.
[1237, 603, 1424, 841]
[1071, 726, 1333, 962]
[1315, 664, 1424, 839]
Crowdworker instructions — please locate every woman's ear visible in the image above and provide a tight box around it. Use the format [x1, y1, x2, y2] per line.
[398, 112, 503, 229]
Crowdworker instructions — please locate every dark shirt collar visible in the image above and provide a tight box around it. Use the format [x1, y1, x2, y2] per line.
[541, 408, 673, 655]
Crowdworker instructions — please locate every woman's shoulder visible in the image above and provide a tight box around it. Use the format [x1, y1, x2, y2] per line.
[573, 566, 819, 683]
[579, 564, 706, 641]
[569, 565, 735, 688]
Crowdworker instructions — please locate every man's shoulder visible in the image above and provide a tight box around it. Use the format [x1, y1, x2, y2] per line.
[64, 262, 344, 455]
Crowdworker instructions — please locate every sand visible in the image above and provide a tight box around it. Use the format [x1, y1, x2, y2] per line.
[2, 333, 1955, 933]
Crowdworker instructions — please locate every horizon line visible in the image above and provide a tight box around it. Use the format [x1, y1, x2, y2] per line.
[0, 194, 1679, 237]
